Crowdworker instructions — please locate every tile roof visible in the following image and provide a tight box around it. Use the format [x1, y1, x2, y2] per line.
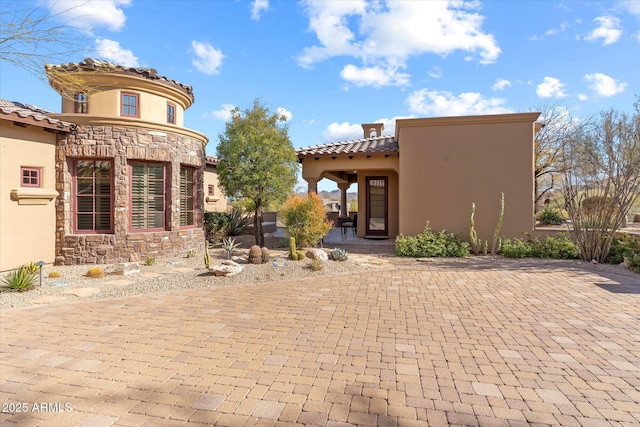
[0, 99, 75, 132]
[205, 156, 219, 166]
[297, 135, 398, 159]
[45, 58, 195, 103]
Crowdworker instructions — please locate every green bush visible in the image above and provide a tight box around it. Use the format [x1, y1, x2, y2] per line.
[281, 193, 332, 248]
[501, 234, 579, 259]
[531, 234, 580, 259]
[536, 207, 565, 225]
[2, 265, 38, 292]
[396, 223, 470, 257]
[605, 234, 640, 265]
[204, 211, 230, 242]
[625, 253, 640, 274]
[501, 238, 534, 258]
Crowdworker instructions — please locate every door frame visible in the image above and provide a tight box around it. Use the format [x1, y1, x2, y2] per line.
[365, 176, 388, 236]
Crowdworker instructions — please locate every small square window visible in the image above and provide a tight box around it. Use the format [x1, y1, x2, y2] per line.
[74, 92, 88, 114]
[208, 185, 215, 196]
[121, 93, 139, 117]
[167, 103, 176, 124]
[21, 167, 40, 187]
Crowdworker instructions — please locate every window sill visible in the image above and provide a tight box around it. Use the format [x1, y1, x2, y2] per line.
[10, 188, 59, 205]
[206, 196, 220, 203]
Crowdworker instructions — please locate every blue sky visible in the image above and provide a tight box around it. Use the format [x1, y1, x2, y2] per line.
[1, 0, 639, 192]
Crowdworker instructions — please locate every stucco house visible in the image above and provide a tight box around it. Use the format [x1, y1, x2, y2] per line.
[0, 59, 225, 271]
[298, 113, 542, 241]
[204, 156, 228, 213]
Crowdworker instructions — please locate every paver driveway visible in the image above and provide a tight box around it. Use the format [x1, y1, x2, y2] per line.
[1, 260, 639, 426]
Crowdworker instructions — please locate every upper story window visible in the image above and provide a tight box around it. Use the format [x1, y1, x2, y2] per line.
[74, 92, 88, 114]
[21, 167, 40, 187]
[121, 92, 139, 117]
[74, 160, 113, 233]
[208, 185, 215, 196]
[167, 102, 176, 124]
[130, 162, 166, 231]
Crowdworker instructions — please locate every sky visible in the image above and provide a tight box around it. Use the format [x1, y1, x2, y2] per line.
[1, 0, 639, 192]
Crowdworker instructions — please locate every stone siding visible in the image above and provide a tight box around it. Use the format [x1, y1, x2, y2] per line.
[55, 125, 205, 265]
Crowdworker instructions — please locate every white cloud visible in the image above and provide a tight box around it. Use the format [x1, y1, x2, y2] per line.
[584, 73, 627, 96]
[406, 89, 512, 116]
[322, 122, 363, 142]
[428, 66, 443, 79]
[206, 104, 236, 121]
[322, 115, 413, 142]
[191, 41, 225, 75]
[298, 1, 500, 87]
[545, 21, 570, 36]
[251, 0, 269, 21]
[277, 107, 293, 121]
[617, 0, 640, 17]
[578, 93, 589, 101]
[492, 78, 512, 91]
[586, 16, 622, 45]
[47, 0, 130, 33]
[536, 77, 567, 99]
[94, 38, 138, 67]
[340, 64, 410, 87]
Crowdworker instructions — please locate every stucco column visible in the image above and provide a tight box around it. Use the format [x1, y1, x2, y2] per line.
[338, 183, 350, 217]
[306, 178, 318, 194]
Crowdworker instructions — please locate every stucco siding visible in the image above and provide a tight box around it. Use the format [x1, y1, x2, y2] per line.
[398, 113, 539, 240]
[0, 122, 57, 271]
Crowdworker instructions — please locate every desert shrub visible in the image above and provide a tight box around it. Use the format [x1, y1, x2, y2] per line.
[1, 265, 37, 292]
[281, 193, 332, 248]
[536, 207, 565, 225]
[501, 234, 579, 259]
[204, 211, 230, 242]
[145, 257, 155, 266]
[625, 253, 640, 274]
[86, 267, 105, 278]
[531, 234, 580, 259]
[501, 238, 534, 258]
[48, 271, 61, 278]
[396, 223, 470, 257]
[605, 234, 640, 265]
[310, 258, 324, 271]
[226, 208, 250, 236]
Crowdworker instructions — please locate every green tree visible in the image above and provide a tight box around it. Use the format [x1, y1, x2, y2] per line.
[216, 100, 298, 246]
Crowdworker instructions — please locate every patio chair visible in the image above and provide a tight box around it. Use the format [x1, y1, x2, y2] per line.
[341, 213, 357, 235]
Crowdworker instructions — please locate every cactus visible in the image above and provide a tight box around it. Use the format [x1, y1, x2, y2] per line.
[187, 248, 197, 258]
[289, 237, 297, 260]
[469, 203, 481, 255]
[86, 267, 105, 278]
[248, 245, 263, 264]
[491, 192, 504, 255]
[330, 248, 349, 261]
[296, 251, 305, 260]
[204, 245, 211, 269]
[261, 247, 270, 263]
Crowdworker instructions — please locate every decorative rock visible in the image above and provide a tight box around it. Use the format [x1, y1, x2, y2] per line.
[305, 249, 328, 261]
[109, 262, 140, 276]
[634, 213, 640, 223]
[209, 260, 243, 277]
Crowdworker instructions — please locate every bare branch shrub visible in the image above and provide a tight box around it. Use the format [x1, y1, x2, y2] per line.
[559, 104, 640, 262]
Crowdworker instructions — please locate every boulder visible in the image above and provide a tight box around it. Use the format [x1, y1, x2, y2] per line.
[209, 260, 243, 277]
[305, 248, 328, 261]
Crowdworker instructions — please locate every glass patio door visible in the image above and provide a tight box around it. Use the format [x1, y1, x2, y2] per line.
[366, 176, 388, 236]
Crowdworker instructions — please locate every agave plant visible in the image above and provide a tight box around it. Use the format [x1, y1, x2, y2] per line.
[220, 237, 242, 260]
[330, 248, 349, 261]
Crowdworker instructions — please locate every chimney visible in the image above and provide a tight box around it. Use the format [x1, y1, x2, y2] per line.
[362, 123, 384, 138]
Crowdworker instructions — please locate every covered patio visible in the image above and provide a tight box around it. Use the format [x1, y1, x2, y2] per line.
[297, 123, 399, 240]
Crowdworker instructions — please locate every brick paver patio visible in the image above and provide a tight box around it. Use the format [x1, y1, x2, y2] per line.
[1, 261, 639, 426]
